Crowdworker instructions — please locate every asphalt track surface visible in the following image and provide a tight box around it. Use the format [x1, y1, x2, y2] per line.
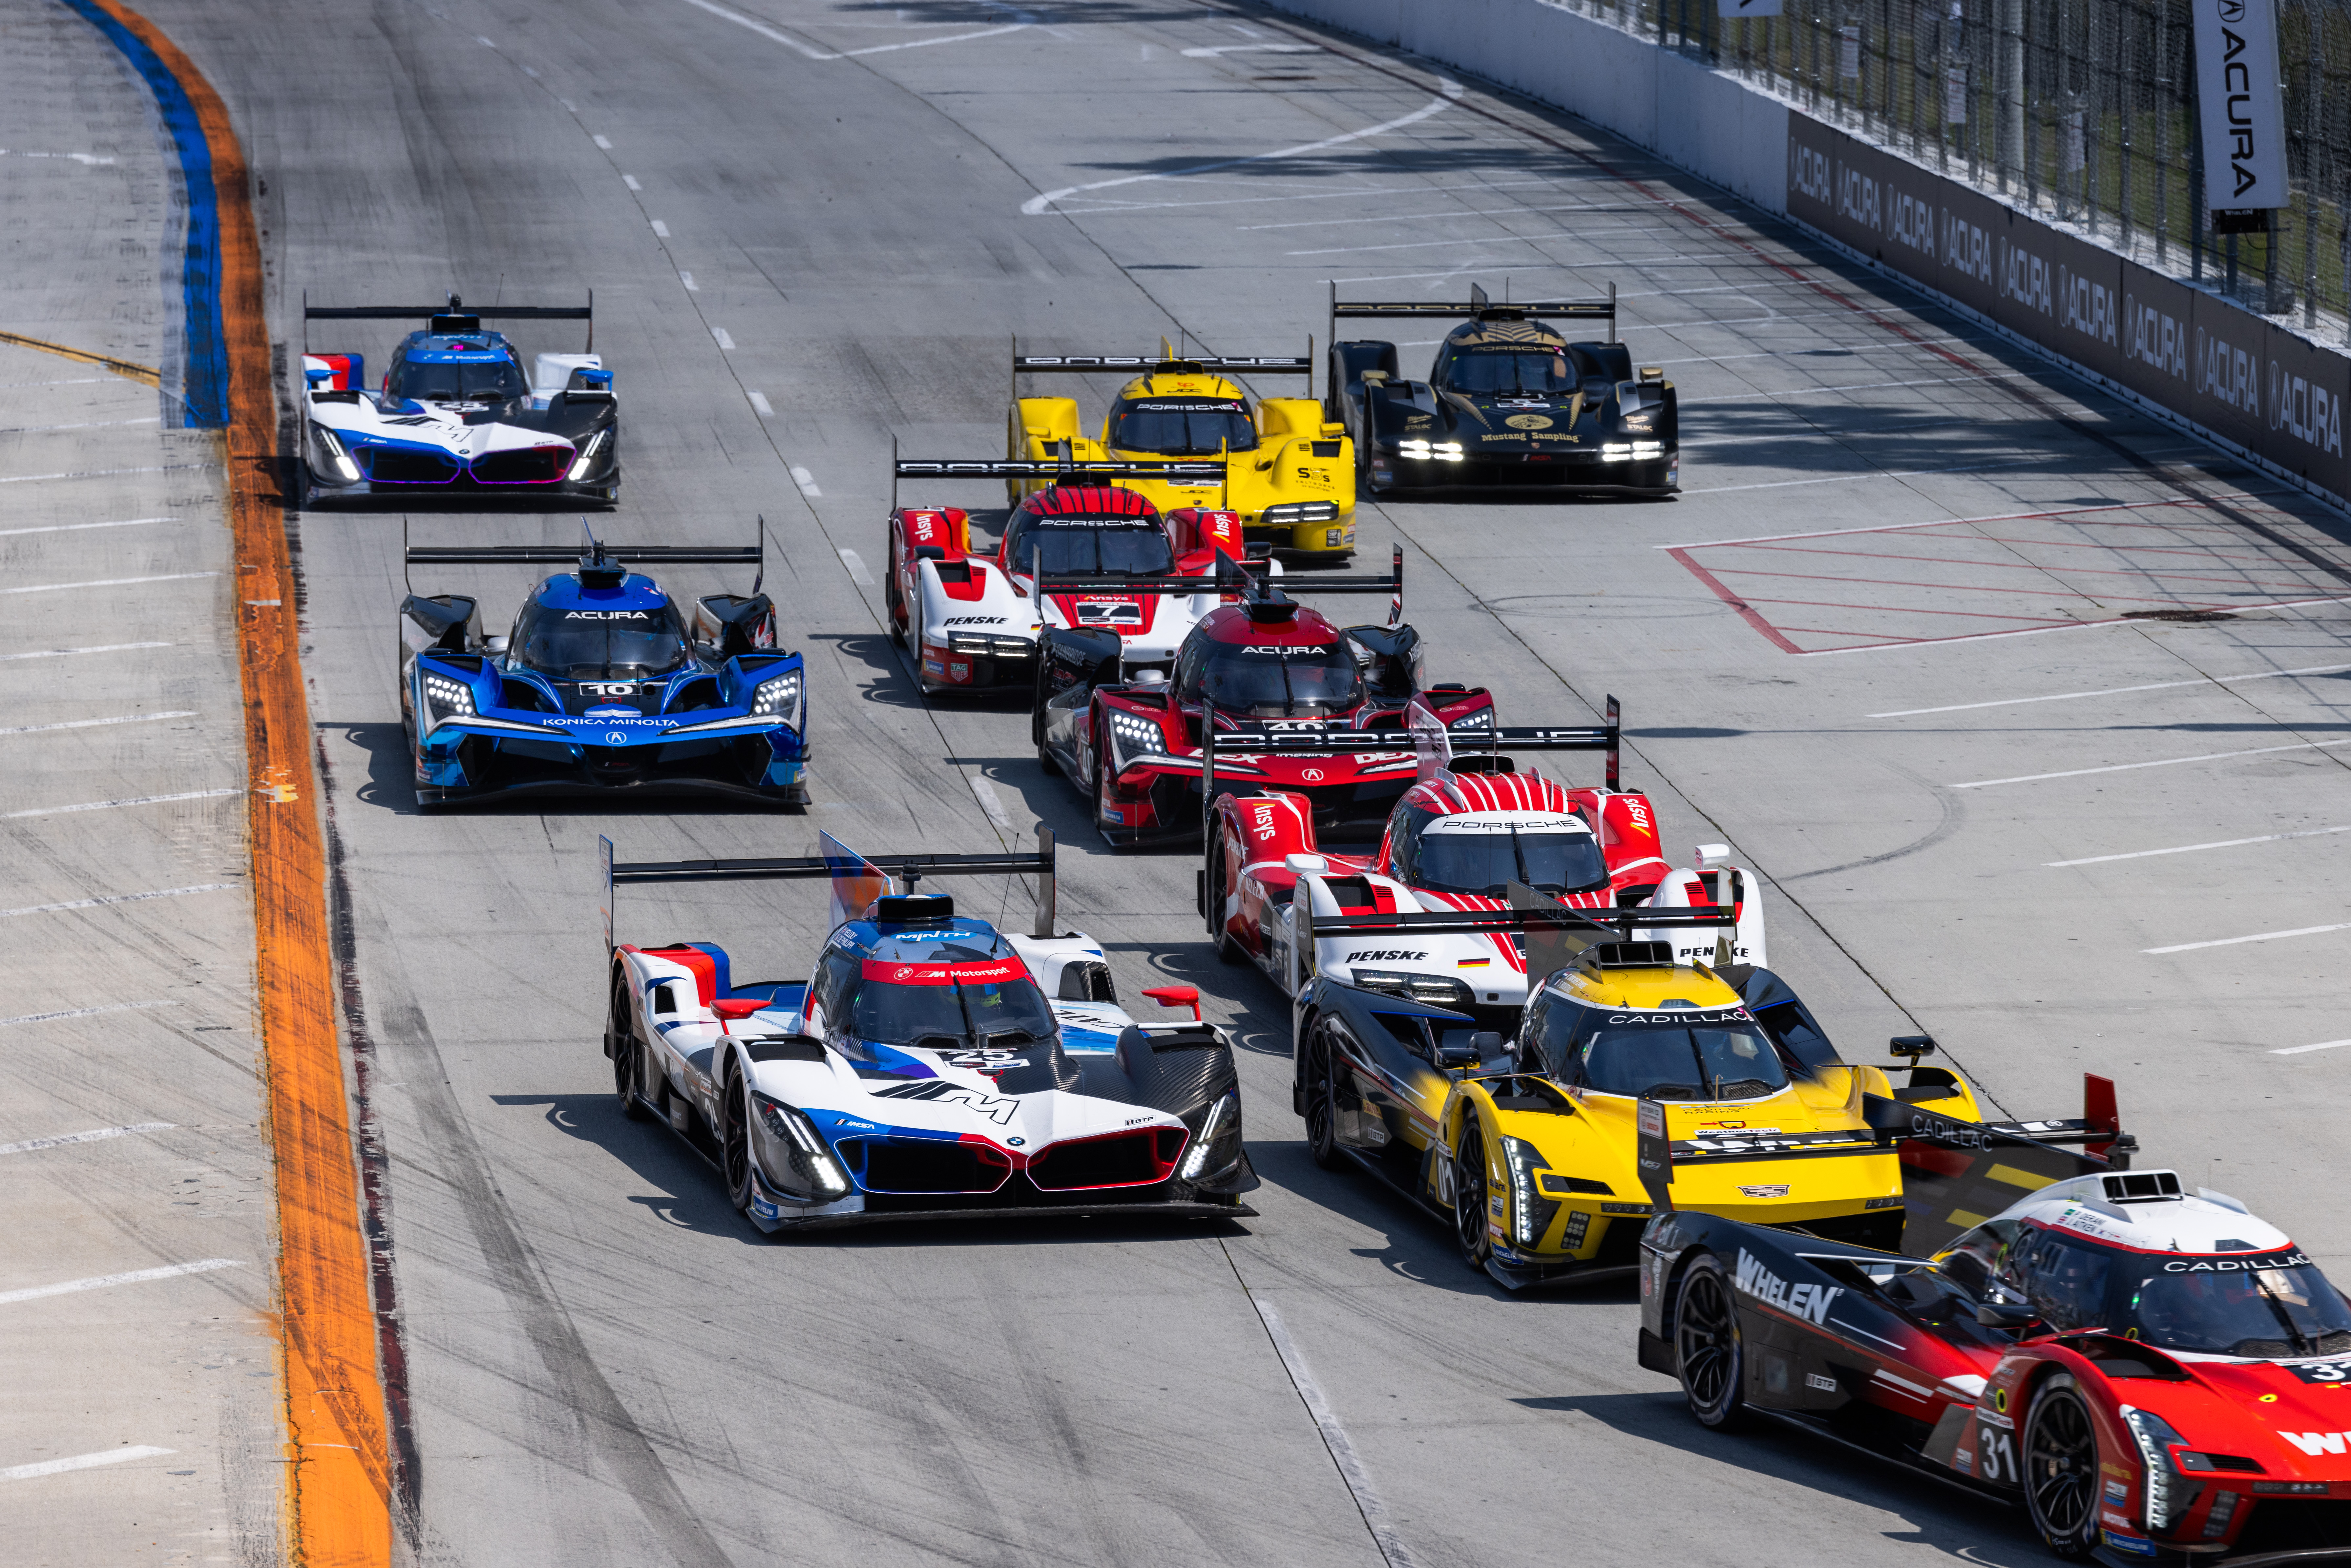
[11, 0, 2351, 1563]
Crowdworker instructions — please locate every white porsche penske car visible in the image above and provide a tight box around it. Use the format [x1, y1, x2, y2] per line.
[883, 455, 1280, 699]
[298, 293, 619, 506]
[601, 828, 1258, 1230]
[1201, 696, 1768, 1030]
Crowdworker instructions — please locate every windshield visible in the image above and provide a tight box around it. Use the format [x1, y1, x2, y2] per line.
[1417, 826, 1609, 896]
[1193, 641, 1361, 716]
[1535, 1002, 1788, 1101]
[1436, 345, 1577, 395]
[393, 357, 527, 403]
[512, 599, 692, 679]
[1109, 398, 1257, 456]
[1011, 520, 1175, 578]
[2050, 1232, 2351, 1354]
[846, 967, 1058, 1050]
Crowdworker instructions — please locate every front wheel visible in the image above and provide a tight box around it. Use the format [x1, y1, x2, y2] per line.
[1451, 1118, 1493, 1270]
[1675, 1253, 1746, 1429]
[1303, 1023, 1344, 1170]
[2022, 1375, 2101, 1558]
[884, 542, 907, 647]
[722, 1071, 757, 1213]
[612, 986, 651, 1122]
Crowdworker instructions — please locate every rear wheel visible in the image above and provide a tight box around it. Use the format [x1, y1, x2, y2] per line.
[1675, 1253, 1746, 1428]
[884, 542, 906, 647]
[2023, 1375, 2101, 1558]
[1206, 838, 1244, 961]
[611, 983, 651, 1122]
[1302, 1022, 1344, 1170]
[722, 1070, 757, 1213]
[1451, 1118, 1493, 1269]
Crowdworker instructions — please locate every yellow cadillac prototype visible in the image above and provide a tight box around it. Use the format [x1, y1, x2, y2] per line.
[1291, 932, 1996, 1289]
[1007, 340, 1356, 558]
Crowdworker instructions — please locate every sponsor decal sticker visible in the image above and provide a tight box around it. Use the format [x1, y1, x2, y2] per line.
[2277, 1429, 2351, 1456]
[1503, 414, 1553, 431]
[1733, 1248, 1843, 1326]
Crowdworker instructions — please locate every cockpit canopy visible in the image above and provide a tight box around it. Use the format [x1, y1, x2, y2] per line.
[1005, 512, 1175, 578]
[1109, 396, 1258, 456]
[510, 575, 692, 680]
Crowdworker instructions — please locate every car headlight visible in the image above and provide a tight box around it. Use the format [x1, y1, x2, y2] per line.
[1349, 970, 1473, 1009]
[1261, 501, 1342, 525]
[1178, 1090, 1242, 1181]
[1602, 441, 1668, 461]
[751, 667, 803, 726]
[1447, 708, 1493, 731]
[1106, 708, 1162, 763]
[2120, 1406, 2193, 1534]
[310, 423, 360, 482]
[420, 671, 475, 731]
[751, 1091, 851, 1197]
[1498, 1134, 1561, 1249]
[566, 429, 609, 481]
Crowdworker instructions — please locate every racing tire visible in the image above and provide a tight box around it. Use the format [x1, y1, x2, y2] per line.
[1206, 838, 1243, 962]
[612, 988, 651, 1123]
[1302, 1022, 1345, 1171]
[884, 542, 906, 648]
[1674, 1253, 1747, 1429]
[295, 457, 321, 511]
[1451, 1118, 1493, 1270]
[1091, 746, 1116, 844]
[2022, 1375, 2101, 1558]
[722, 1069, 757, 1214]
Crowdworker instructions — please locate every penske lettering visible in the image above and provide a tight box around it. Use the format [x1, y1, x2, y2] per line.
[1734, 1248, 1843, 1327]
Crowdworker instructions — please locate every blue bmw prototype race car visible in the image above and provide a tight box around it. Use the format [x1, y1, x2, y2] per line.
[600, 830, 1259, 1231]
[298, 293, 620, 507]
[399, 525, 810, 807]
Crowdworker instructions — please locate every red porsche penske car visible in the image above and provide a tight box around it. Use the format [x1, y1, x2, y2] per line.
[1200, 697, 1767, 1019]
[883, 456, 1267, 699]
[1644, 1148, 2351, 1563]
[1033, 549, 1489, 847]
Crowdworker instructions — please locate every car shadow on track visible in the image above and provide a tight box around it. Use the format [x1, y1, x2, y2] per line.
[1516, 1390, 2046, 1564]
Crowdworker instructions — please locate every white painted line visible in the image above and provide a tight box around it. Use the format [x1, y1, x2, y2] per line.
[1, 787, 240, 821]
[1248, 1295, 1422, 1568]
[791, 466, 822, 497]
[622, 174, 642, 190]
[1023, 78, 1463, 215]
[679, 270, 698, 291]
[1, 571, 218, 597]
[475, 33, 495, 46]
[1241, 197, 1622, 232]
[1802, 594, 2351, 657]
[711, 327, 735, 351]
[2276, 1039, 2351, 1056]
[2048, 824, 2351, 867]
[0, 709, 194, 737]
[1873, 662, 2351, 718]
[593, 134, 612, 149]
[0, 641, 172, 663]
[837, 548, 873, 585]
[0, 1447, 174, 1482]
[0, 1000, 173, 1029]
[746, 390, 773, 416]
[0, 1123, 173, 1158]
[970, 777, 1013, 830]
[0, 377, 107, 388]
[1689, 372, 1992, 405]
[0, 1258, 239, 1308]
[1, 883, 237, 918]
[676, 0, 1032, 59]
[1665, 495, 2233, 551]
[0, 515, 176, 538]
[0, 415, 162, 435]
[0, 463, 209, 486]
[651, 219, 671, 237]
[1953, 737, 2351, 789]
[2147, 922, 2351, 955]
[1182, 42, 1319, 55]
[1687, 454, 2050, 495]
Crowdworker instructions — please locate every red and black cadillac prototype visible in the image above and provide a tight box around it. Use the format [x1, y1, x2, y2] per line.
[1202, 697, 1770, 1014]
[1640, 1112, 2351, 1562]
[883, 456, 1267, 700]
[1033, 548, 1487, 847]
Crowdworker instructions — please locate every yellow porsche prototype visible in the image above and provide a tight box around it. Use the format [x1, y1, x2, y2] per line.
[1008, 341, 1356, 558]
[1290, 910, 2114, 1289]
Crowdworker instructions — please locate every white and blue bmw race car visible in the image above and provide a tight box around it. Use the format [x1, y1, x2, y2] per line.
[601, 831, 1260, 1231]
[298, 293, 619, 506]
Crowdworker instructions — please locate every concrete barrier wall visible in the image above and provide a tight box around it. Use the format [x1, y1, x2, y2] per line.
[1264, 0, 2349, 507]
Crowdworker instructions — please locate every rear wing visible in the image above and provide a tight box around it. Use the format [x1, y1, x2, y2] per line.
[1329, 280, 1616, 348]
[1012, 334, 1314, 400]
[601, 826, 1060, 952]
[891, 439, 1227, 511]
[401, 518, 762, 593]
[1296, 888, 1740, 983]
[302, 290, 594, 353]
[1039, 541, 1400, 611]
[1208, 692, 1622, 792]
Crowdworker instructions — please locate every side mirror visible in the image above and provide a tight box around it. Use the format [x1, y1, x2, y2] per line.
[1433, 1041, 1478, 1070]
[1284, 852, 1329, 875]
[399, 593, 479, 657]
[1976, 1301, 2038, 1330]
[1142, 984, 1201, 1021]
[1470, 1030, 1504, 1058]
[712, 998, 768, 1023]
[1890, 1034, 1937, 1061]
[694, 593, 776, 659]
[482, 633, 510, 655]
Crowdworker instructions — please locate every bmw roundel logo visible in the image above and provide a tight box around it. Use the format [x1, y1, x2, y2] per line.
[1006, 1137, 1025, 1146]
[893, 965, 914, 980]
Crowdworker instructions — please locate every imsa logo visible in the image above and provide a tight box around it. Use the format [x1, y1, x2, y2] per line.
[1734, 1248, 1844, 1326]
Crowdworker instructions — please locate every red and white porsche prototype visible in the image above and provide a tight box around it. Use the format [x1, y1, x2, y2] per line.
[883, 456, 1271, 700]
[1199, 698, 1768, 1025]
